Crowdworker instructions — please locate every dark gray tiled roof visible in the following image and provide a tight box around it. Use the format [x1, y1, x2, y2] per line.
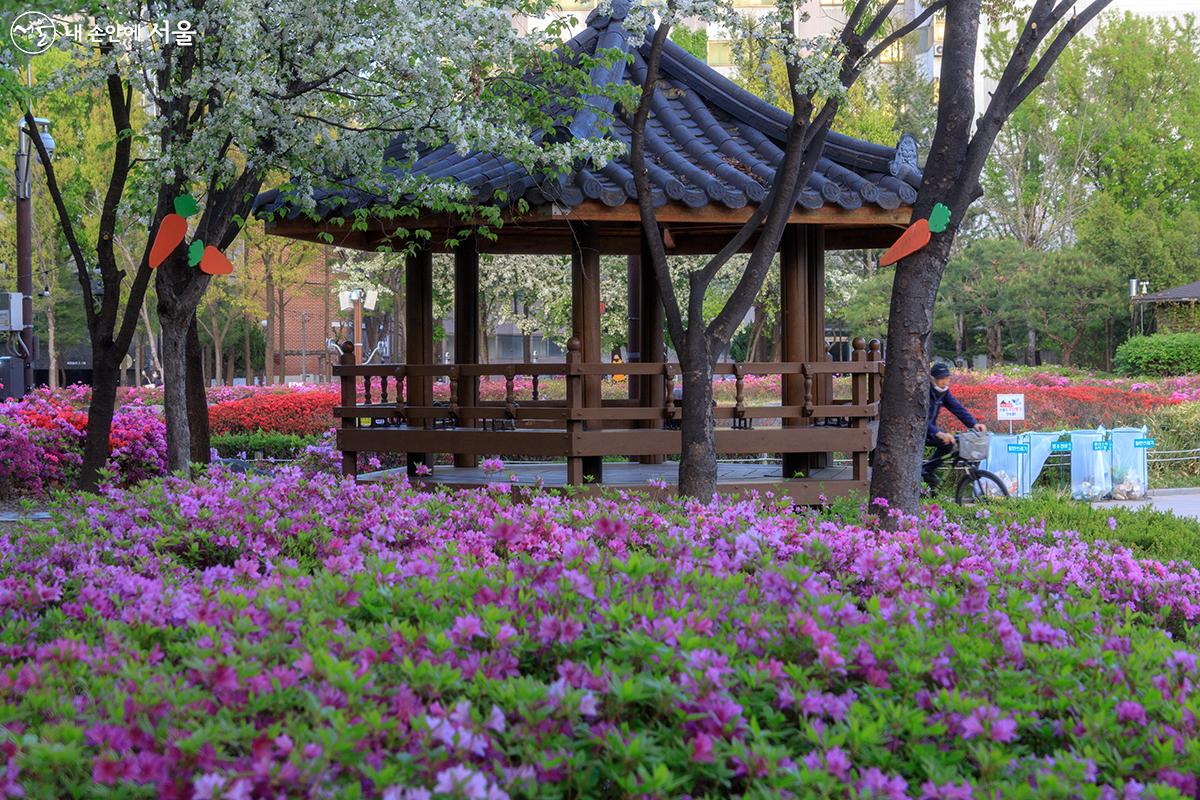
[254, 2, 922, 221]
[1135, 280, 1200, 303]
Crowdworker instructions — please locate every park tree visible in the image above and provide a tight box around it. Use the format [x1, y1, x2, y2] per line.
[1058, 12, 1200, 214]
[628, 0, 941, 497]
[8, 0, 612, 486]
[870, 0, 1114, 514]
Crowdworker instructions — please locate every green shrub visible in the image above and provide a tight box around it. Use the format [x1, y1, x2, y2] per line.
[1147, 403, 1200, 480]
[210, 430, 318, 459]
[1114, 333, 1200, 376]
[963, 490, 1200, 566]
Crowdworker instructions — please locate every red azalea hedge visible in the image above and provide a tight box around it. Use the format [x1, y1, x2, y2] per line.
[203, 380, 1181, 438]
[207, 390, 338, 436]
[942, 384, 1176, 432]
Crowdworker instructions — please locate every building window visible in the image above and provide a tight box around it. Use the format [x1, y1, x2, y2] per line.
[934, 16, 946, 45]
[707, 39, 735, 67]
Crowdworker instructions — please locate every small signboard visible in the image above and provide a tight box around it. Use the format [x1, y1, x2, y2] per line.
[1051, 441, 1072, 453]
[1134, 438, 1156, 449]
[1007, 443, 1029, 454]
[1092, 440, 1112, 451]
[996, 394, 1025, 421]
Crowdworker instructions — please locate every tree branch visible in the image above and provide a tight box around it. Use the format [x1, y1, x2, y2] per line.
[23, 110, 96, 331]
[859, 0, 947, 66]
[630, 19, 686, 348]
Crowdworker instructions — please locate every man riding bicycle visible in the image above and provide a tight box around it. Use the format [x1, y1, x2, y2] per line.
[923, 363, 987, 489]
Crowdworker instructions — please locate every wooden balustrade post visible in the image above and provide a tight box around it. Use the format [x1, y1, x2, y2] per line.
[566, 338, 585, 486]
[338, 341, 358, 478]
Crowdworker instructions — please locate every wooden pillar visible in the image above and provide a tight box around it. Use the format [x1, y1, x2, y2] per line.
[454, 234, 479, 468]
[807, 226, 830, 470]
[405, 247, 433, 475]
[780, 224, 810, 479]
[639, 236, 666, 465]
[626, 253, 642, 403]
[571, 222, 602, 483]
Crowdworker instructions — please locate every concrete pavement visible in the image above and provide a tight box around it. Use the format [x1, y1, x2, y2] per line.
[1094, 488, 1200, 521]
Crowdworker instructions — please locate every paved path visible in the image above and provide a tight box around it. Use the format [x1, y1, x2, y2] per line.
[1095, 488, 1200, 521]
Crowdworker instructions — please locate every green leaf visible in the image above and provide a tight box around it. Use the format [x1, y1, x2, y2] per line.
[174, 193, 198, 217]
[187, 240, 205, 267]
[928, 203, 951, 233]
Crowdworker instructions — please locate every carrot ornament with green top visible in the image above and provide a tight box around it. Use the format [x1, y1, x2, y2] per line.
[879, 202, 951, 267]
[152, 192, 237, 277]
[148, 193, 198, 268]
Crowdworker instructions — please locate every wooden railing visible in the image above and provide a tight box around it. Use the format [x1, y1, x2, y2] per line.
[332, 337, 883, 487]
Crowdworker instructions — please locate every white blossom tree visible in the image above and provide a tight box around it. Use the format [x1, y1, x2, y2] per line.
[10, 0, 619, 483]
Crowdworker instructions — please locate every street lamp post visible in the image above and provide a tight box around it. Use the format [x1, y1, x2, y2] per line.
[14, 115, 54, 396]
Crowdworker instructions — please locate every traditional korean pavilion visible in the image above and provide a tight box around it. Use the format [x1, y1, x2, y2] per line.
[254, 3, 921, 501]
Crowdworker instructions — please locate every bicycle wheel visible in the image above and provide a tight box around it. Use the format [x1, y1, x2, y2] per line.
[955, 468, 1009, 506]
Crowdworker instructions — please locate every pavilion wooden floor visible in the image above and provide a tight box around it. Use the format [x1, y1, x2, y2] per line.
[358, 461, 865, 502]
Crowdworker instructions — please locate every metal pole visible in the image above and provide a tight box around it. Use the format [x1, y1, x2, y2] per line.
[353, 296, 362, 362]
[15, 132, 33, 395]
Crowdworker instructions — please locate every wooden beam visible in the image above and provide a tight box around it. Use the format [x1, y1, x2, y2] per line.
[263, 202, 913, 249]
[453, 233, 480, 468]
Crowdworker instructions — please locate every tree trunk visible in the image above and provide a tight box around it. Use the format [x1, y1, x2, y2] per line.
[265, 266, 275, 384]
[277, 286, 286, 383]
[870, 242, 951, 514]
[47, 298, 58, 390]
[79, 352, 121, 490]
[954, 313, 965, 357]
[140, 304, 162, 378]
[1104, 319, 1113, 372]
[244, 316, 253, 385]
[211, 306, 224, 387]
[1025, 327, 1037, 366]
[677, 335, 717, 499]
[746, 304, 767, 363]
[986, 322, 1004, 364]
[187, 317, 210, 464]
[160, 315, 191, 473]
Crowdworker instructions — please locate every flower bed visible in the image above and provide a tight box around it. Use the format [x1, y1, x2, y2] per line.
[0, 389, 165, 498]
[0, 474, 1197, 797]
[941, 383, 1177, 431]
[208, 389, 339, 437]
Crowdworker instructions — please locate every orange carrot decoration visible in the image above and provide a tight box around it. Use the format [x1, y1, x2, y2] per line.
[879, 218, 931, 266]
[148, 194, 198, 268]
[879, 203, 950, 267]
[199, 245, 233, 276]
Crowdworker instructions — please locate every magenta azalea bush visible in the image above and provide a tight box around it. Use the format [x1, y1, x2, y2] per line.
[0, 472, 1197, 797]
[0, 389, 166, 498]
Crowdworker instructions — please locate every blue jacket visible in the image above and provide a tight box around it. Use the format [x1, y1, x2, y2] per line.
[928, 386, 976, 441]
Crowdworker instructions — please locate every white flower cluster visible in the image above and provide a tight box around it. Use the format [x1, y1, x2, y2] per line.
[36, 0, 624, 221]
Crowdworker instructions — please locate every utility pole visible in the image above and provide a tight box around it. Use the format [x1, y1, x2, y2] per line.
[13, 61, 53, 396]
